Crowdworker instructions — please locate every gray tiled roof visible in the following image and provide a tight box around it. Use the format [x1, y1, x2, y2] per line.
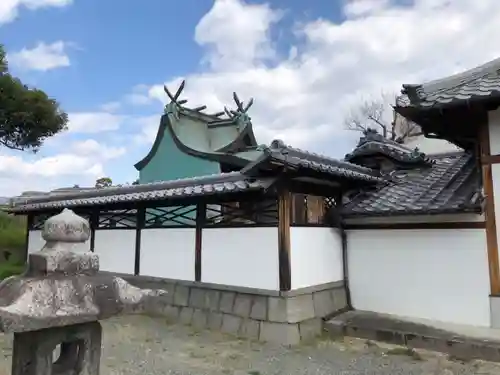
[342, 151, 482, 217]
[260, 140, 385, 183]
[9, 139, 387, 214]
[8, 172, 275, 213]
[397, 57, 500, 109]
[345, 129, 433, 167]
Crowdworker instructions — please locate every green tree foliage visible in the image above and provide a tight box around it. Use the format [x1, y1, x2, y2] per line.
[0, 212, 27, 280]
[0, 46, 6, 74]
[0, 211, 25, 251]
[95, 177, 112, 188]
[0, 44, 68, 152]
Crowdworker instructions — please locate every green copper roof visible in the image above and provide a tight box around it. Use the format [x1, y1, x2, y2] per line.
[135, 81, 258, 171]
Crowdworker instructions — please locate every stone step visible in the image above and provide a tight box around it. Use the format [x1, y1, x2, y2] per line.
[324, 310, 500, 363]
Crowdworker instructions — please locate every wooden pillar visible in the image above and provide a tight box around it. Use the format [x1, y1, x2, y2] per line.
[480, 120, 500, 295]
[89, 210, 98, 253]
[195, 202, 206, 282]
[134, 207, 145, 276]
[23, 214, 33, 263]
[278, 190, 291, 291]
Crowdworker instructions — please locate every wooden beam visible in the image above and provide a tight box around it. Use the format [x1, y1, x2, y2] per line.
[346, 222, 485, 230]
[278, 189, 291, 291]
[195, 202, 206, 282]
[287, 179, 342, 197]
[134, 207, 145, 276]
[482, 154, 500, 165]
[479, 120, 500, 295]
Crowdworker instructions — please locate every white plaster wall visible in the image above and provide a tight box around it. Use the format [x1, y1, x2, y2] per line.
[488, 108, 500, 155]
[94, 230, 136, 274]
[290, 227, 343, 290]
[140, 228, 196, 281]
[28, 230, 44, 254]
[202, 227, 279, 290]
[28, 230, 90, 254]
[348, 228, 490, 326]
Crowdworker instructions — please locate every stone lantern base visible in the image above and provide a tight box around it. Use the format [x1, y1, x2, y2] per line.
[0, 209, 165, 375]
[12, 321, 102, 375]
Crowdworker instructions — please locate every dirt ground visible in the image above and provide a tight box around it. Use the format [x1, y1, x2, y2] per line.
[1, 315, 500, 375]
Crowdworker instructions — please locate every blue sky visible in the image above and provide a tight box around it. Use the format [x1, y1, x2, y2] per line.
[0, 0, 497, 196]
[4, 0, 212, 110]
[3, 0, 343, 111]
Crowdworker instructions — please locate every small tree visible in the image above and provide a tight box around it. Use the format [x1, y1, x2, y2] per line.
[95, 177, 112, 189]
[0, 46, 6, 74]
[344, 92, 420, 143]
[0, 44, 68, 152]
[132, 179, 139, 185]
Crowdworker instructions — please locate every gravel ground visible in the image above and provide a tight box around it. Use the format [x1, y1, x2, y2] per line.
[0, 315, 500, 375]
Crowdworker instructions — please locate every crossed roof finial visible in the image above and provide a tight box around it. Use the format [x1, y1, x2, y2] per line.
[223, 92, 254, 120]
[164, 80, 187, 105]
[163, 81, 253, 118]
[163, 80, 207, 112]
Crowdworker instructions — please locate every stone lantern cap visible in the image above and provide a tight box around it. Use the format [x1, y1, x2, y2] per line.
[0, 209, 166, 333]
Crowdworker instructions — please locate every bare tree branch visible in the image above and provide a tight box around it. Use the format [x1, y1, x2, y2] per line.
[344, 92, 420, 143]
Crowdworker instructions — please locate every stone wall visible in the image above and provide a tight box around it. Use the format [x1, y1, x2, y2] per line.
[118, 274, 347, 345]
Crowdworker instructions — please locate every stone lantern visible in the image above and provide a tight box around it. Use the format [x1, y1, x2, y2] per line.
[0, 208, 165, 375]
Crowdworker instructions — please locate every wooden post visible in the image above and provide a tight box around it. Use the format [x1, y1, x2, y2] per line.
[278, 190, 291, 291]
[23, 214, 33, 263]
[480, 120, 500, 295]
[134, 207, 145, 276]
[89, 210, 98, 253]
[195, 202, 206, 282]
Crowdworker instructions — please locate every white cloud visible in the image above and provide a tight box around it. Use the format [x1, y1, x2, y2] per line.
[343, 0, 390, 17]
[125, 93, 152, 106]
[0, 0, 72, 25]
[195, 0, 282, 71]
[8, 41, 71, 71]
[137, 0, 500, 157]
[123, 84, 158, 106]
[0, 135, 132, 195]
[132, 115, 161, 144]
[6, 0, 500, 196]
[72, 139, 126, 160]
[0, 153, 101, 177]
[0, 151, 104, 196]
[67, 112, 126, 134]
[0, 138, 128, 196]
[0, 111, 141, 196]
[100, 101, 122, 112]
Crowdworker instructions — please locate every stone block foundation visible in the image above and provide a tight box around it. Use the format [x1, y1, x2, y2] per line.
[116, 274, 347, 345]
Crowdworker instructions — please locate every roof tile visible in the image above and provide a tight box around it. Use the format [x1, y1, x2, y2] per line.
[9, 172, 274, 213]
[342, 152, 482, 217]
[345, 129, 433, 167]
[397, 57, 500, 109]
[264, 139, 385, 183]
